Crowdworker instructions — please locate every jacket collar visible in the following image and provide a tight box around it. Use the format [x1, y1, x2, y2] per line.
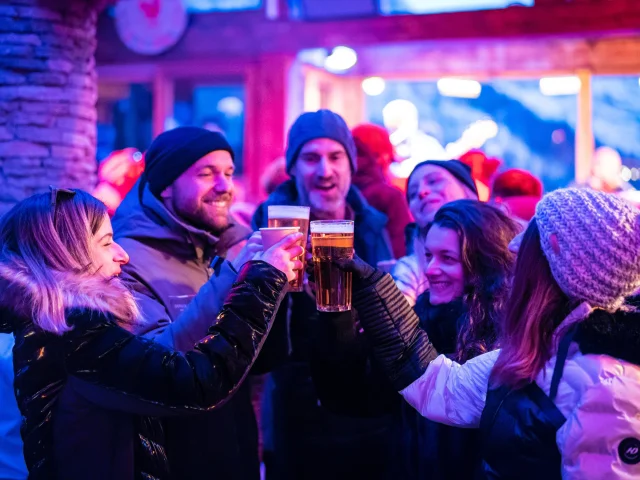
[414, 293, 467, 355]
[0, 259, 139, 334]
[576, 306, 640, 366]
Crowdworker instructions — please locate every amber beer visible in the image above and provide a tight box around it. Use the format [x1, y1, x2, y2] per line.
[310, 220, 354, 312]
[268, 205, 310, 292]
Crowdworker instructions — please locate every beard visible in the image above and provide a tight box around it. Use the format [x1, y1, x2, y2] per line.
[171, 192, 232, 236]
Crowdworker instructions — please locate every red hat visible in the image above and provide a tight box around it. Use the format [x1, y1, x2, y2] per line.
[352, 123, 394, 169]
[493, 169, 543, 199]
[458, 149, 501, 186]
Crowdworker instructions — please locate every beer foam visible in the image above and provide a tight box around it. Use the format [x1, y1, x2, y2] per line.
[310, 221, 354, 234]
[259, 227, 300, 232]
[268, 205, 310, 219]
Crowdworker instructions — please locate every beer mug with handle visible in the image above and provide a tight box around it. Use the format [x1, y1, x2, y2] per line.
[310, 220, 354, 312]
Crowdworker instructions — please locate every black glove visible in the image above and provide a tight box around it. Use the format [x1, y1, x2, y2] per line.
[306, 252, 381, 291]
[331, 254, 382, 290]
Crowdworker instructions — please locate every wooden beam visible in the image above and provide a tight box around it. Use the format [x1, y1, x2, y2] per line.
[243, 54, 294, 202]
[152, 72, 173, 138]
[351, 36, 640, 79]
[575, 69, 594, 184]
[96, 1, 640, 64]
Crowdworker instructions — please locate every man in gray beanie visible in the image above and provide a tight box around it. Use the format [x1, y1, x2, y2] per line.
[111, 127, 268, 480]
[252, 110, 394, 480]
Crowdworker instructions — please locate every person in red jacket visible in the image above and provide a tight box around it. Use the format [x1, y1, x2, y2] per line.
[352, 123, 412, 259]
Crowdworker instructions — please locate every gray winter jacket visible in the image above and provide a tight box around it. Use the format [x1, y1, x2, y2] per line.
[112, 184, 263, 480]
[112, 184, 250, 348]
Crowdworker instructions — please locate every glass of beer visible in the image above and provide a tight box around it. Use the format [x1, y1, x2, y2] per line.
[268, 205, 310, 292]
[310, 220, 354, 312]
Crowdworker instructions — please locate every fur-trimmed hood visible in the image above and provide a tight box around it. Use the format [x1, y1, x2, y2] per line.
[0, 260, 139, 335]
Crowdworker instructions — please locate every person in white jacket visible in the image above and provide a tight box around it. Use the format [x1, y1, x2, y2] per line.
[352, 187, 640, 479]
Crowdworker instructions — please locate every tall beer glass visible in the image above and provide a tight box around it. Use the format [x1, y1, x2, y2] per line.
[268, 205, 310, 292]
[310, 220, 354, 312]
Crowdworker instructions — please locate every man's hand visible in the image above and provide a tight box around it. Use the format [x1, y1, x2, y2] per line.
[231, 232, 263, 271]
[254, 232, 304, 282]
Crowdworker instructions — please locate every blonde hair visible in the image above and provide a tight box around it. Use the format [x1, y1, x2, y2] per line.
[0, 189, 139, 334]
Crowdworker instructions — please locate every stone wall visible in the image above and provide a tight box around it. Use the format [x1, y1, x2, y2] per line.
[0, 0, 99, 215]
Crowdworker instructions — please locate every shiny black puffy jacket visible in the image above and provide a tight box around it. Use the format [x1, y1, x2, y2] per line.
[1, 261, 287, 480]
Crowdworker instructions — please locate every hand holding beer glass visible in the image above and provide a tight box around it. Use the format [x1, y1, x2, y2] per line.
[267, 206, 310, 292]
[310, 220, 354, 312]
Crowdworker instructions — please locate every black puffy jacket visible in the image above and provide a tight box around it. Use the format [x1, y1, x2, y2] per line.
[1, 261, 287, 480]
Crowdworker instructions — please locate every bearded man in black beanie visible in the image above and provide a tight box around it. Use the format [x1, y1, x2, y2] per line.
[111, 126, 269, 480]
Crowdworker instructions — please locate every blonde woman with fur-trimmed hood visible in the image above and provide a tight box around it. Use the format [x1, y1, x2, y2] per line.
[0, 188, 303, 480]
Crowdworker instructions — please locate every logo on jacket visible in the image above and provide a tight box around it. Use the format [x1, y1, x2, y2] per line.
[619, 438, 640, 465]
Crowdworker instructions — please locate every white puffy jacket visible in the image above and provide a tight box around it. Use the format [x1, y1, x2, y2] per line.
[401, 348, 640, 479]
[391, 236, 429, 307]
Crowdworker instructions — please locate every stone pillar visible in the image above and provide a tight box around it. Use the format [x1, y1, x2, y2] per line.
[0, 0, 100, 214]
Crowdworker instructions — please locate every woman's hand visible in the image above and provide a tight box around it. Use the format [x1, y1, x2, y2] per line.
[305, 238, 377, 288]
[304, 235, 314, 277]
[255, 232, 304, 282]
[332, 254, 376, 283]
[304, 236, 317, 298]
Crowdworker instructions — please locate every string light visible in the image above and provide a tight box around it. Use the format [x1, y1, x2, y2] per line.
[437, 78, 482, 99]
[539, 76, 581, 96]
[362, 77, 386, 96]
[324, 46, 357, 73]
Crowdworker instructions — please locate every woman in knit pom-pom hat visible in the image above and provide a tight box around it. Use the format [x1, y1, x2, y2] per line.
[348, 187, 640, 479]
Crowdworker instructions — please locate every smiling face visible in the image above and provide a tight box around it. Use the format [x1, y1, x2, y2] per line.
[161, 150, 235, 234]
[292, 138, 352, 220]
[90, 214, 129, 279]
[424, 224, 465, 305]
[407, 164, 471, 228]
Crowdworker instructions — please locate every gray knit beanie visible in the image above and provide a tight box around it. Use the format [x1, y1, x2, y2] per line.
[285, 110, 357, 174]
[535, 188, 640, 310]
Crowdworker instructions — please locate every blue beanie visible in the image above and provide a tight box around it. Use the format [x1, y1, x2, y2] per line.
[141, 126, 234, 197]
[285, 110, 357, 174]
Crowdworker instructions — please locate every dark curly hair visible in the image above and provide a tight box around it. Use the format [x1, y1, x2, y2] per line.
[426, 200, 520, 362]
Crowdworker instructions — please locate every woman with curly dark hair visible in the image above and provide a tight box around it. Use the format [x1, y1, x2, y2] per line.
[309, 199, 520, 479]
[419, 199, 519, 363]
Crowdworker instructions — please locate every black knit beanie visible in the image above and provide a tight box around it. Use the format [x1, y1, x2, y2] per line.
[406, 160, 479, 202]
[141, 126, 234, 197]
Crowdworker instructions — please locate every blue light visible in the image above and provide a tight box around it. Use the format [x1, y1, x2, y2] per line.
[184, 0, 261, 12]
[379, 0, 534, 15]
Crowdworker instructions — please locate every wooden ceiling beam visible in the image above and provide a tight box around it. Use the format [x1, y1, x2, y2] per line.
[96, 0, 640, 64]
